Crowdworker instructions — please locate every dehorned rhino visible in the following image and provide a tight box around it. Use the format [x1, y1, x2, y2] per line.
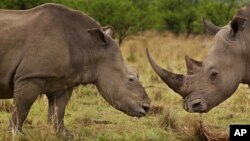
[147, 5, 250, 113]
[0, 3, 150, 137]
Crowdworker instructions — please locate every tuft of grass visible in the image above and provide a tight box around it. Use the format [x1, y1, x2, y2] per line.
[191, 121, 228, 141]
[148, 105, 164, 116]
[158, 108, 178, 130]
[153, 90, 162, 101]
[0, 100, 12, 113]
[176, 115, 229, 141]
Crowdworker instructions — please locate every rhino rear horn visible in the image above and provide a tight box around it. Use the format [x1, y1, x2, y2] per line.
[203, 18, 221, 35]
[146, 49, 187, 96]
[185, 56, 202, 74]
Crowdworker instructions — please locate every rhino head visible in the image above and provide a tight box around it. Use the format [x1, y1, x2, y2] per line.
[88, 27, 150, 117]
[147, 15, 248, 113]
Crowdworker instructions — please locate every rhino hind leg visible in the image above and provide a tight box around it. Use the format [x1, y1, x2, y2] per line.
[46, 88, 73, 139]
[11, 79, 44, 134]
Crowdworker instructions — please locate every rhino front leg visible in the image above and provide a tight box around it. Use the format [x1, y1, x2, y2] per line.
[46, 88, 73, 138]
[11, 79, 44, 133]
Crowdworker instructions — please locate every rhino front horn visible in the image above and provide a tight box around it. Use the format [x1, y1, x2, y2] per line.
[146, 49, 187, 97]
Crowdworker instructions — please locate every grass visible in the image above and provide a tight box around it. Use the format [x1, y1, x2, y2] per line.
[0, 31, 250, 140]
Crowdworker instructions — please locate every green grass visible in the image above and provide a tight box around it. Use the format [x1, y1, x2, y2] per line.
[0, 31, 249, 140]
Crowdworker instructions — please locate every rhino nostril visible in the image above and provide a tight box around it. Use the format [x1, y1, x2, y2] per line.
[192, 102, 201, 108]
[142, 104, 150, 113]
[191, 100, 202, 110]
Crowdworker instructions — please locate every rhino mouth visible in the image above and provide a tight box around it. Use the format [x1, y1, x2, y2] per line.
[127, 104, 150, 117]
[183, 98, 208, 113]
[134, 109, 147, 117]
[115, 101, 150, 117]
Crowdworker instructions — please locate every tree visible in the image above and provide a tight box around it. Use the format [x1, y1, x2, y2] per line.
[0, 0, 45, 9]
[79, 0, 154, 44]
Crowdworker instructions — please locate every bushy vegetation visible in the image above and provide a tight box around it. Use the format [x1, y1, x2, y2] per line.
[154, 0, 246, 36]
[0, 0, 248, 42]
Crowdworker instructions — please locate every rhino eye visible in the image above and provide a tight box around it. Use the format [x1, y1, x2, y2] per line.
[128, 76, 135, 82]
[209, 71, 218, 80]
[129, 77, 134, 82]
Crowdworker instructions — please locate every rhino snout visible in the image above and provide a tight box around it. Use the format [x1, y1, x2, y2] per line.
[132, 103, 150, 117]
[184, 98, 208, 113]
[142, 103, 150, 114]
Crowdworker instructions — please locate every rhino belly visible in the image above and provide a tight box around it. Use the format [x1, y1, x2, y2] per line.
[0, 83, 13, 99]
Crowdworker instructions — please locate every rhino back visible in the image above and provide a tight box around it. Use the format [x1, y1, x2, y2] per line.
[0, 3, 101, 98]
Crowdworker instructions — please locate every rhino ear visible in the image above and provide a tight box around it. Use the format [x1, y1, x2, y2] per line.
[230, 16, 247, 37]
[203, 18, 221, 35]
[102, 26, 115, 39]
[88, 28, 110, 46]
[185, 56, 202, 74]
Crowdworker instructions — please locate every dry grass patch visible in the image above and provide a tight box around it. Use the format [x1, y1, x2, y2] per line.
[158, 108, 179, 130]
[0, 100, 12, 113]
[191, 121, 228, 141]
[149, 105, 164, 116]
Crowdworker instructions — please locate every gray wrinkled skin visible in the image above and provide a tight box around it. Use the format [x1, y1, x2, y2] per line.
[0, 3, 150, 138]
[147, 5, 250, 113]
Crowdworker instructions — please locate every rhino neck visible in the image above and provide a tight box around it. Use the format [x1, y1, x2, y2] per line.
[240, 30, 250, 85]
[73, 48, 100, 85]
[79, 65, 98, 85]
[242, 52, 250, 84]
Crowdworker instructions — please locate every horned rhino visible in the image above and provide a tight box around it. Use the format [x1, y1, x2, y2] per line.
[0, 3, 150, 137]
[147, 5, 250, 113]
